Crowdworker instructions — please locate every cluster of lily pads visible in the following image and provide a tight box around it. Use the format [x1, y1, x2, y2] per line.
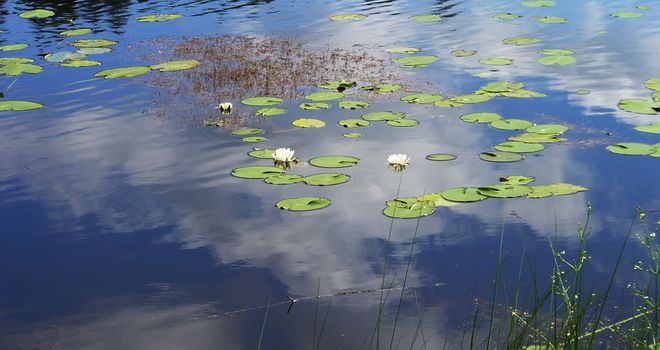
[494, 1, 650, 20]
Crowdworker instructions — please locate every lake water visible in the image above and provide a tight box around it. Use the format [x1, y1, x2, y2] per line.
[1, 0, 659, 348]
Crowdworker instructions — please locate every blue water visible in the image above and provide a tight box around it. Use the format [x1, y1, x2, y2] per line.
[1, 0, 659, 348]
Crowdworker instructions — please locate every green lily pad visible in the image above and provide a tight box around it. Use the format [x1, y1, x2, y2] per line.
[60, 28, 92, 37]
[479, 151, 525, 162]
[231, 166, 284, 179]
[479, 57, 513, 66]
[451, 49, 477, 57]
[500, 175, 536, 185]
[540, 49, 574, 56]
[19, 9, 55, 18]
[264, 174, 304, 185]
[232, 128, 263, 136]
[247, 148, 276, 158]
[617, 99, 660, 114]
[606, 143, 654, 155]
[508, 133, 566, 143]
[533, 16, 567, 24]
[393, 56, 438, 68]
[330, 13, 366, 21]
[416, 193, 461, 207]
[292, 118, 325, 128]
[256, 107, 286, 116]
[343, 132, 362, 138]
[151, 60, 200, 72]
[61, 59, 101, 67]
[545, 183, 588, 195]
[0, 100, 44, 111]
[0, 44, 28, 51]
[480, 81, 525, 93]
[309, 155, 359, 168]
[95, 66, 151, 79]
[242, 136, 267, 143]
[494, 13, 522, 20]
[490, 119, 533, 130]
[241, 96, 283, 106]
[426, 153, 457, 161]
[401, 94, 444, 104]
[527, 124, 569, 134]
[76, 47, 112, 55]
[317, 80, 356, 90]
[386, 47, 420, 54]
[644, 78, 660, 91]
[495, 141, 545, 153]
[611, 12, 643, 18]
[383, 198, 435, 219]
[503, 37, 540, 45]
[299, 102, 330, 110]
[304, 91, 344, 101]
[634, 122, 660, 134]
[637, 5, 652, 11]
[304, 173, 351, 186]
[45, 51, 86, 63]
[410, 14, 442, 22]
[441, 187, 488, 202]
[276, 197, 331, 211]
[434, 100, 465, 108]
[70, 39, 118, 47]
[538, 55, 576, 66]
[0, 57, 34, 65]
[361, 83, 401, 93]
[575, 89, 591, 95]
[500, 89, 548, 98]
[0, 63, 43, 76]
[387, 119, 419, 127]
[522, 0, 556, 7]
[338, 100, 370, 109]
[137, 14, 183, 22]
[649, 144, 660, 157]
[527, 186, 553, 198]
[339, 119, 370, 127]
[460, 112, 502, 123]
[451, 94, 493, 104]
[477, 185, 532, 198]
[362, 111, 406, 121]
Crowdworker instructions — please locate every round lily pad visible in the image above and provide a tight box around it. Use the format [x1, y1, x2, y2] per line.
[304, 91, 344, 101]
[242, 136, 267, 143]
[232, 166, 284, 179]
[0, 63, 43, 76]
[137, 14, 183, 22]
[45, 51, 86, 63]
[232, 127, 263, 136]
[618, 99, 660, 114]
[494, 141, 545, 153]
[151, 60, 200, 72]
[60, 28, 92, 37]
[393, 55, 438, 68]
[0, 57, 34, 65]
[309, 155, 359, 168]
[386, 47, 420, 54]
[426, 153, 457, 161]
[330, 13, 366, 21]
[533, 16, 566, 24]
[383, 198, 435, 219]
[361, 83, 401, 93]
[479, 57, 513, 66]
[241, 96, 283, 106]
[401, 94, 444, 104]
[451, 49, 477, 57]
[451, 94, 493, 104]
[606, 143, 654, 155]
[276, 197, 331, 211]
[0, 44, 28, 51]
[494, 13, 522, 20]
[540, 49, 574, 56]
[611, 12, 643, 18]
[460, 112, 502, 123]
[480, 81, 525, 93]
[508, 133, 566, 143]
[490, 119, 533, 130]
[538, 55, 576, 66]
[500, 175, 536, 185]
[343, 132, 362, 138]
[299, 102, 330, 110]
[256, 107, 286, 116]
[338, 100, 370, 109]
[247, 148, 276, 158]
[637, 5, 652, 10]
[477, 185, 532, 198]
[339, 119, 370, 127]
[410, 14, 442, 22]
[500, 89, 547, 98]
[634, 122, 660, 134]
[527, 124, 569, 134]
[362, 111, 405, 121]
[545, 183, 588, 195]
[304, 173, 350, 186]
[387, 119, 419, 127]
[19, 9, 54, 18]
[94, 66, 152, 78]
[645, 78, 660, 91]
[292, 118, 325, 128]
[264, 174, 304, 185]
[479, 151, 525, 162]
[77, 47, 112, 55]
[440, 187, 487, 202]
[71, 39, 118, 47]
[503, 37, 540, 45]
[434, 100, 464, 108]
[61, 59, 101, 67]
[575, 89, 591, 95]
[0, 100, 44, 111]
[522, 0, 556, 7]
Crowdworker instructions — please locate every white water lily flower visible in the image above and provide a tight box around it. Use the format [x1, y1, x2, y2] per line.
[272, 148, 296, 162]
[215, 102, 233, 114]
[387, 153, 410, 171]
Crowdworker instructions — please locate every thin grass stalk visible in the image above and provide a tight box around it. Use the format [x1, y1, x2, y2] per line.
[486, 219, 506, 348]
[257, 296, 272, 350]
[469, 298, 481, 350]
[313, 278, 321, 349]
[316, 300, 332, 350]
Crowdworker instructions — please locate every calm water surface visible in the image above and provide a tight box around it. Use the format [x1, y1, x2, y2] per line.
[1, 0, 659, 348]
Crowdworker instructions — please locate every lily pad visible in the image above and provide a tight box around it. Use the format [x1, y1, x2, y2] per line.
[477, 185, 532, 198]
[0, 57, 34, 65]
[480, 81, 525, 93]
[644, 78, 660, 91]
[241, 96, 283, 106]
[611, 12, 643, 18]
[410, 14, 442, 22]
[545, 183, 588, 195]
[637, 5, 652, 11]
[500, 175, 536, 185]
[276, 197, 331, 211]
[479, 57, 513, 66]
[434, 100, 465, 108]
[401, 94, 444, 104]
[247, 148, 276, 159]
[386, 47, 420, 54]
[70, 39, 118, 47]
[494, 13, 522, 20]
[76, 47, 112, 55]
[264, 174, 304, 185]
[451, 94, 493, 104]
[539, 49, 574, 56]
[362, 111, 406, 121]
[634, 123, 660, 134]
[343, 132, 362, 138]
[338, 100, 370, 109]
[256, 107, 286, 116]
[0, 44, 28, 51]
[0, 100, 44, 111]
[94, 66, 151, 78]
[575, 89, 591, 95]
[606, 143, 654, 155]
[339, 119, 370, 127]
[0, 63, 43, 76]
[383, 198, 435, 219]
[538, 55, 576, 66]
[361, 83, 401, 93]
[417, 193, 461, 207]
[304, 173, 351, 186]
[61, 59, 101, 67]
[451, 49, 477, 57]
[299, 102, 330, 110]
[393, 56, 438, 68]
[490, 119, 533, 130]
[330, 13, 366, 21]
[527, 186, 553, 198]
[232, 166, 284, 179]
[440, 187, 488, 202]
[19, 9, 55, 19]
[317, 80, 356, 91]
[500, 89, 547, 98]
[479, 151, 525, 162]
[292, 118, 325, 128]
[45, 51, 86, 63]
[617, 99, 660, 114]
[309, 155, 359, 168]
[426, 153, 457, 161]
[522, 0, 556, 7]
[387, 119, 419, 127]
[508, 133, 566, 143]
[137, 14, 183, 22]
[232, 127, 264, 136]
[460, 112, 502, 123]
[495, 141, 545, 153]
[151, 60, 200, 72]
[242, 136, 267, 143]
[304, 91, 344, 101]
[533, 16, 567, 24]
[503, 37, 540, 45]
[60, 28, 92, 37]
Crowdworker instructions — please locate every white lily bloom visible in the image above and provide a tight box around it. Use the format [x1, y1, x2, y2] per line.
[272, 148, 296, 162]
[387, 153, 410, 166]
[215, 102, 233, 113]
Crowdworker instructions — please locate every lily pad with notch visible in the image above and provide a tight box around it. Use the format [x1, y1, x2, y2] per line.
[60, 28, 92, 37]
[479, 151, 525, 162]
[495, 141, 545, 153]
[264, 174, 304, 185]
[232, 166, 284, 179]
[393, 56, 438, 68]
[292, 118, 325, 128]
[477, 185, 532, 198]
[304, 91, 344, 101]
[304, 173, 351, 186]
[94, 66, 152, 78]
[387, 119, 419, 127]
[309, 155, 359, 168]
[0, 57, 34, 65]
[383, 198, 435, 219]
[503, 37, 540, 45]
[256, 107, 286, 116]
[451, 49, 477, 57]
[634, 122, 660, 134]
[0, 100, 44, 111]
[508, 133, 566, 143]
[490, 119, 533, 130]
[460, 112, 502, 123]
[276, 197, 331, 211]
[151, 60, 200, 72]
[451, 94, 493, 104]
[19, 9, 55, 18]
[242, 136, 267, 143]
[440, 187, 488, 202]
[533, 16, 566, 24]
[617, 99, 660, 114]
[232, 127, 263, 136]
[606, 143, 654, 155]
[426, 153, 457, 161]
[70, 39, 118, 47]
[361, 83, 401, 93]
[299, 102, 330, 110]
[343, 132, 362, 138]
[338, 100, 370, 109]
[247, 148, 276, 159]
[0, 63, 43, 76]
[494, 13, 522, 20]
[241, 96, 283, 106]
[0, 44, 28, 51]
[61, 59, 101, 67]
[479, 57, 513, 66]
